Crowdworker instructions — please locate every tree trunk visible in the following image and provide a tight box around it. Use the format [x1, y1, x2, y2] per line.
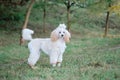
[20, 0, 35, 45]
[104, 3, 111, 37]
[64, 0, 73, 31]
[43, 1, 46, 33]
[67, 7, 70, 31]
[104, 11, 110, 37]
[22, 0, 35, 29]
[67, 0, 70, 31]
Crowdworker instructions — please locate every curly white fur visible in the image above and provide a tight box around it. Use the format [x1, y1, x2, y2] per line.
[22, 24, 71, 68]
[22, 28, 34, 41]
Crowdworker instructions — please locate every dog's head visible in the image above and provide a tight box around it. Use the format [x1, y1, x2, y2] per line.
[51, 24, 71, 42]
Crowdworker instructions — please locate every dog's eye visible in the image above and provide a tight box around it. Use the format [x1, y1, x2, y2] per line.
[59, 32, 61, 33]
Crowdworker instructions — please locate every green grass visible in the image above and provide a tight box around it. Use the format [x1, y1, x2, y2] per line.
[0, 30, 120, 80]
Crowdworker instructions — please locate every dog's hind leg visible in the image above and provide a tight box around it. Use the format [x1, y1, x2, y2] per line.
[28, 49, 40, 69]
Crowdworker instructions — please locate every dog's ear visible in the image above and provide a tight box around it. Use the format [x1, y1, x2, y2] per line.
[64, 30, 71, 43]
[50, 30, 58, 42]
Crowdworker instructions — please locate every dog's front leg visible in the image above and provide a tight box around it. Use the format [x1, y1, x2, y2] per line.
[57, 53, 63, 67]
[50, 52, 58, 67]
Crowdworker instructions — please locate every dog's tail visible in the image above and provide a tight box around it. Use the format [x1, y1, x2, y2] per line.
[22, 28, 34, 41]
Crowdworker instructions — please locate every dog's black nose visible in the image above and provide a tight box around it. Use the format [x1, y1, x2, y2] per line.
[61, 35, 64, 37]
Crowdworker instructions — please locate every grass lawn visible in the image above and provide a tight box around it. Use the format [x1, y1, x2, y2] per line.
[0, 30, 120, 80]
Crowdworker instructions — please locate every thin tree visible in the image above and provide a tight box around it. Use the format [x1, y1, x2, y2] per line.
[43, 0, 46, 33]
[38, 0, 47, 33]
[20, 0, 35, 45]
[104, 0, 120, 37]
[104, 2, 111, 37]
[64, 0, 74, 31]
[80, 0, 118, 37]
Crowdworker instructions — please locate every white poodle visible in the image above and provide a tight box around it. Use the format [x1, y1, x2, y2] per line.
[22, 24, 71, 69]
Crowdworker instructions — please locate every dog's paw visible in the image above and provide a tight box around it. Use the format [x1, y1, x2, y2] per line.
[52, 64, 56, 67]
[31, 66, 39, 70]
[57, 63, 61, 67]
[29, 64, 39, 69]
[57, 62, 62, 67]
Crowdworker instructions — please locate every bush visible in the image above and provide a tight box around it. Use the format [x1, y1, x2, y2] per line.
[0, 4, 26, 29]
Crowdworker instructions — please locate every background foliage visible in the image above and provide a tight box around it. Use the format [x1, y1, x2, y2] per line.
[0, 0, 120, 30]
